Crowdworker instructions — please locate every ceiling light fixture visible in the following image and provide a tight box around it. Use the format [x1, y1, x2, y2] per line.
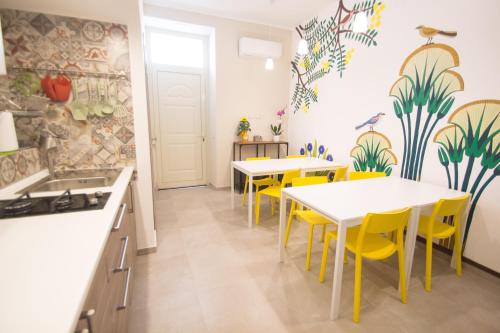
[352, 12, 368, 33]
[265, 58, 274, 70]
[295, 27, 308, 55]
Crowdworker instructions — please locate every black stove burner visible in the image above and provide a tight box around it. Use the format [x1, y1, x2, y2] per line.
[2, 193, 34, 216]
[0, 190, 111, 219]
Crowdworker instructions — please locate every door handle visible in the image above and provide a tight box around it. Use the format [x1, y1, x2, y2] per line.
[151, 137, 157, 145]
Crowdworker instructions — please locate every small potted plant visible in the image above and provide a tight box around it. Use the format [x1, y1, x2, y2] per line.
[270, 106, 286, 142]
[270, 123, 282, 142]
[237, 117, 251, 142]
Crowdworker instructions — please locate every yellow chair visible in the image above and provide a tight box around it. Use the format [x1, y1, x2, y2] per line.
[255, 169, 300, 225]
[418, 195, 469, 292]
[319, 208, 412, 322]
[332, 166, 348, 182]
[349, 171, 386, 180]
[242, 157, 279, 207]
[286, 155, 305, 158]
[284, 176, 332, 271]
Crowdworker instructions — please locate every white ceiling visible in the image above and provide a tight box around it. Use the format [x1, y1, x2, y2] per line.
[143, 0, 333, 30]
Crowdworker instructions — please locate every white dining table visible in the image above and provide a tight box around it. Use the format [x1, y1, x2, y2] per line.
[278, 177, 467, 320]
[231, 157, 345, 227]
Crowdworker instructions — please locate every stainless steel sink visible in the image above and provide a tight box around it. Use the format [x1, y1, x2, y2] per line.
[18, 169, 122, 193]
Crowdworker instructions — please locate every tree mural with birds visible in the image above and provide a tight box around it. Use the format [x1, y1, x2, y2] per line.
[355, 112, 385, 131]
[389, 43, 463, 181]
[416, 25, 457, 44]
[291, 0, 384, 113]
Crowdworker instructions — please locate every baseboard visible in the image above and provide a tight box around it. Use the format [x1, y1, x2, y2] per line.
[137, 246, 157, 256]
[415, 236, 500, 279]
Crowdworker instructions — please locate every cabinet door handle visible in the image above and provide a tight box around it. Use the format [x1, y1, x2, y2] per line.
[128, 182, 134, 213]
[114, 236, 129, 273]
[117, 267, 132, 310]
[76, 309, 95, 333]
[112, 203, 127, 232]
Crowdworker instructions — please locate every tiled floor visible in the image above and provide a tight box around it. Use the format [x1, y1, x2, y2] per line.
[129, 186, 500, 333]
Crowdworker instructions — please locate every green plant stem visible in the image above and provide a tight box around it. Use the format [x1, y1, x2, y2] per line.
[461, 155, 476, 192]
[453, 161, 459, 190]
[404, 113, 412, 179]
[409, 105, 423, 180]
[444, 165, 452, 189]
[463, 172, 497, 248]
[469, 165, 488, 196]
[414, 112, 433, 180]
[417, 117, 440, 181]
[399, 117, 407, 178]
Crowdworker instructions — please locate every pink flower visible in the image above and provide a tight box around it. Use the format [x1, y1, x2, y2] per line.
[276, 107, 286, 118]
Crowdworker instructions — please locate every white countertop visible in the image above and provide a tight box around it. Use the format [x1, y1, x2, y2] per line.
[0, 166, 135, 333]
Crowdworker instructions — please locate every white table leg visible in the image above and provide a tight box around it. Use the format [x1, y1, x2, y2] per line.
[403, 206, 421, 291]
[330, 221, 346, 320]
[230, 164, 235, 209]
[279, 191, 287, 262]
[248, 174, 253, 228]
[451, 199, 470, 269]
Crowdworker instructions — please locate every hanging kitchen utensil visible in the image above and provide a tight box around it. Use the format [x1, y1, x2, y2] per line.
[101, 78, 114, 115]
[112, 80, 128, 118]
[87, 78, 95, 116]
[68, 78, 88, 121]
[91, 78, 105, 117]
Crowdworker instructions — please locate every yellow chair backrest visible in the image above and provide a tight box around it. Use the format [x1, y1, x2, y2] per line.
[332, 166, 348, 182]
[349, 171, 386, 181]
[281, 169, 301, 187]
[246, 156, 271, 161]
[287, 155, 305, 159]
[291, 176, 328, 187]
[431, 195, 469, 219]
[356, 208, 412, 254]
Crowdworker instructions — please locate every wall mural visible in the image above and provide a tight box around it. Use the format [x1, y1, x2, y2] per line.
[299, 139, 333, 161]
[434, 100, 499, 246]
[350, 131, 397, 175]
[291, 0, 384, 113]
[389, 43, 464, 181]
[389, 31, 499, 250]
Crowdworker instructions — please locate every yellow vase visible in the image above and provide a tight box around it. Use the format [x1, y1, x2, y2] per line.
[240, 131, 249, 142]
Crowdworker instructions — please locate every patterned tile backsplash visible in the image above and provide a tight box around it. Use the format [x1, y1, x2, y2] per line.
[0, 148, 42, 188]
[0, 9, 136, 188]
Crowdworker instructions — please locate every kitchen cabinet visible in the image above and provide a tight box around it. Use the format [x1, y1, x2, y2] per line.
[75, 181, 136, 333]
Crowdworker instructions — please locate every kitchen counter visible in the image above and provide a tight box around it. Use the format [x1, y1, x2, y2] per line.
[0, 166, 135, 333]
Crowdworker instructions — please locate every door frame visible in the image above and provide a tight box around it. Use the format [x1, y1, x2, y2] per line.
[145, 27, 208, 189]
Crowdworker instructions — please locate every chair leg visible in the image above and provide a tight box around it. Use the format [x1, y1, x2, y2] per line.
[255, 193, 261, 225]
[321, 224, 326, 242]
[306, 224, 314, 271]
[284, 201, 296, 248]
[425, 236, 433, 292]
[454, 227, 462, 277]
[241, 176, 249, 207]
[271, 197, 275, 216]
[344, 250, 348, 264]
[353, 253, 363, 323]
[319, 233, 331, 282]
[397, 229, 407, 304]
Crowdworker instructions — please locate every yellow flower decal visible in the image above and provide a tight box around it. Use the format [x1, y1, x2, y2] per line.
[302, 104, 309, 113]
[313, 41, 321, 55]
[313, 84, 319, 97]
[299, 60, 305, 69]
[345, 48, 355, 65]
[369, 2, 385, 29]
[321, 59, 330, 73]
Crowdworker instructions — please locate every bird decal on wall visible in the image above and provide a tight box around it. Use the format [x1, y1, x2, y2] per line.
[355, 112, 385, 131]
[416, 25, 457, 44]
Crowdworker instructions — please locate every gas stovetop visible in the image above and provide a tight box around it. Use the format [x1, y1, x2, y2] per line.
[0, 189, 111, 219]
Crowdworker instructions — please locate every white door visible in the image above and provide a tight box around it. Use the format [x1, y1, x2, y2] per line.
[146, 29, 207, 189]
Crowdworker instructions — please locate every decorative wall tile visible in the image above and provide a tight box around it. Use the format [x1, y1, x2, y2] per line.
[0, 9, 136, 182]
[0, 148, 42, 188]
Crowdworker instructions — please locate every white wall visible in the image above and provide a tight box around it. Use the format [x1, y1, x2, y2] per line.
[288, 0, 500, 271]
[144, 5, 293, 187]
[2, 0, 157, 250]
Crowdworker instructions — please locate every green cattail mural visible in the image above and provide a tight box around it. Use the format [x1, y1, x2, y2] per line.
[350, 131, 397, 176]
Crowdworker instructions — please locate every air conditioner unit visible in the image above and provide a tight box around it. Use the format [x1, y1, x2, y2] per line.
[239, 37, 282, 59]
